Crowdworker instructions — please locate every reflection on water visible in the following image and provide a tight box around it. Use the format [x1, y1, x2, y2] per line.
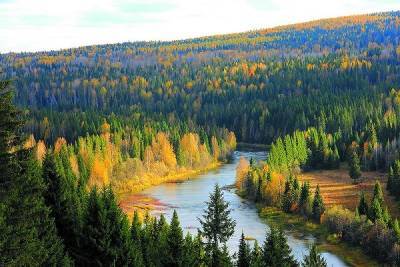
[128, 151, 347, 266]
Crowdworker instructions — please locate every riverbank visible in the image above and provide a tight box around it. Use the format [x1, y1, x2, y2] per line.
[258, 206, 379, 267]
[117, 161, 222, 218]
[115, 161, 221, 194]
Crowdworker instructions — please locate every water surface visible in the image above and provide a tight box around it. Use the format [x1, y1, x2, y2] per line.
[125, 151, 347, 266]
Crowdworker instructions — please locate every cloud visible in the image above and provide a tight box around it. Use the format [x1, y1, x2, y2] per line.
[0, 0, 398, 53]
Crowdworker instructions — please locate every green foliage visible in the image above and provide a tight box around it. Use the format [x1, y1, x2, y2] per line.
[312, 185, 325, 222]
[262, 226, 298, 267]
[166, 210, 184, 267]
[237, 232, 251, 267]
[357, 191, 369, 216]
[199, 184, 236, 267]
[348, 151, 361, 180]
[302, 243, 327, 267]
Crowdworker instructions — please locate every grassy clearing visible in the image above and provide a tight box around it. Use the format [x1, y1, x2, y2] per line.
[259, 206, 379, 267]
[299, 166, 400, 218]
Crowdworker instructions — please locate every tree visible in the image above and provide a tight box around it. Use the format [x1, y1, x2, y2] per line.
[369, 197, 383, 223]
[262, 226, 297, 267]
[199, 184, 236, 267]
[166, 210, 184, 267]
[348, 151, 361, 181]
[357, 191, 369, 216]
[312, 185, 325, 222]
[372, 181, 384, 207]
[131, 210, 142, 243]
[302, 243, 327, 267]
[299, 181, 311, 215]
[0, 80, 70, 266]
[250, 240, 263, 267]
[237, 232, 251, 267]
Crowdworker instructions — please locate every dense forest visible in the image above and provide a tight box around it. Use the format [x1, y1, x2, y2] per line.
[3, 10, 400, 266]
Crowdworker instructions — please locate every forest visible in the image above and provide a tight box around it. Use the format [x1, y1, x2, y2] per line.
[2, 10, 400, 266]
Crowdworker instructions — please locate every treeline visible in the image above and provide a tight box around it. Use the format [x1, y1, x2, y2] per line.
[25, 119, 236, 193]
[2, 12, 400, 144]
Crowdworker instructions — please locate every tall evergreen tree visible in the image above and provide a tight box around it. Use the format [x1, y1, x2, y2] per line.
[302, 243, 327, 267]
[348, 151, 361, 181]
[166, 210, 184, 267]
[312, 185, 325, 222]
[250, 240, 263, 267]
[262, 226, 297, 267]
[237, 232, 251, 267]
[0, 80, 70, 266]
[299, 181, 311, 215]
[199, 184, 236, 267]
[357, 191, 369, 216]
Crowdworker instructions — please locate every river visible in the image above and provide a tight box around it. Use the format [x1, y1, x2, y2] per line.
[123, 151, 347, 266]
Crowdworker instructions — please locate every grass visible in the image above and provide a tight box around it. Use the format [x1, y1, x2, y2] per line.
[299, 166, 400, 218]
[259, 206, 379, 267]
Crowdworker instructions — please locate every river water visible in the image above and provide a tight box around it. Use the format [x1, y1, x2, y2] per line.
[126, 151, 346, 266]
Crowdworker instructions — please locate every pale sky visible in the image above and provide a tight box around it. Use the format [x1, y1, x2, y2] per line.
[0, 0, 398, 53]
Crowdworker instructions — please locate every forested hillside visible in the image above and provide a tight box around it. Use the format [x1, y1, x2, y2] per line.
[1, 12, 400, 144]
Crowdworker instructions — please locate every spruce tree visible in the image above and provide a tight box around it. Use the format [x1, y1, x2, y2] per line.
[237, 232, 251, 267]
[166, 210, 184, 267]
[312, 185, 325, 222]
[250, 240, 263, 267]
[131, 210, 142, 243]
[372, 181, 384, 207]
[348, 151, 361, 181]
[302, 243, 327, 267]
[0, 80, 70, 266]
[262, 226, 297, 267]
[199, 184, 236, 267]
[368, 197, 383, 223]
[357, 191, 369, 216]
[299, 182, 311, 215]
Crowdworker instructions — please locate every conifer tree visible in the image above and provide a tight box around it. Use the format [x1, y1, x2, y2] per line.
[312, 185, 325, 222]
[237, 232, 251, 267]
[262, 226, 297, 267]
[372, 181, 384, 207]
[250, 240, 263, 267]
[369, 197, 383, 223]
[0, 80, 70, 266]
[302, 243, 327, 267]
[299, 181, 311, 215]
[348, 151, 361, 181]
[131, 210, 142, 243]
[199, 184, 236, 267]
[357, 191, 369, 216]
[166, 210, 184, 267]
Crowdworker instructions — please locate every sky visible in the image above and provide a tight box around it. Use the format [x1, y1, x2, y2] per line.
[0, 0, 399, 53]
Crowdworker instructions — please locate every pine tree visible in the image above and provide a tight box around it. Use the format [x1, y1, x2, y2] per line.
[387, 167, 394, 192]
[131, 210, 142, 243]
[262, 226, 297, 267]
[250, 240, 263, 267]
[299, 182, 311, 215]
[312, 185, 325, 222]
[348, 151, 361, 181]
[220, 244, 233, 267]
[166, 210, 184, 267]
[302, 243, 327, 267]
[357, 191, 369, 216]
[372, 181, 384, 207]
[199, 184, 236, 267]
[237, 232, 251, 267]
[42, 151, 84, 262]
[0, 80, 70, 266]
[368, 197, 383, 223]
